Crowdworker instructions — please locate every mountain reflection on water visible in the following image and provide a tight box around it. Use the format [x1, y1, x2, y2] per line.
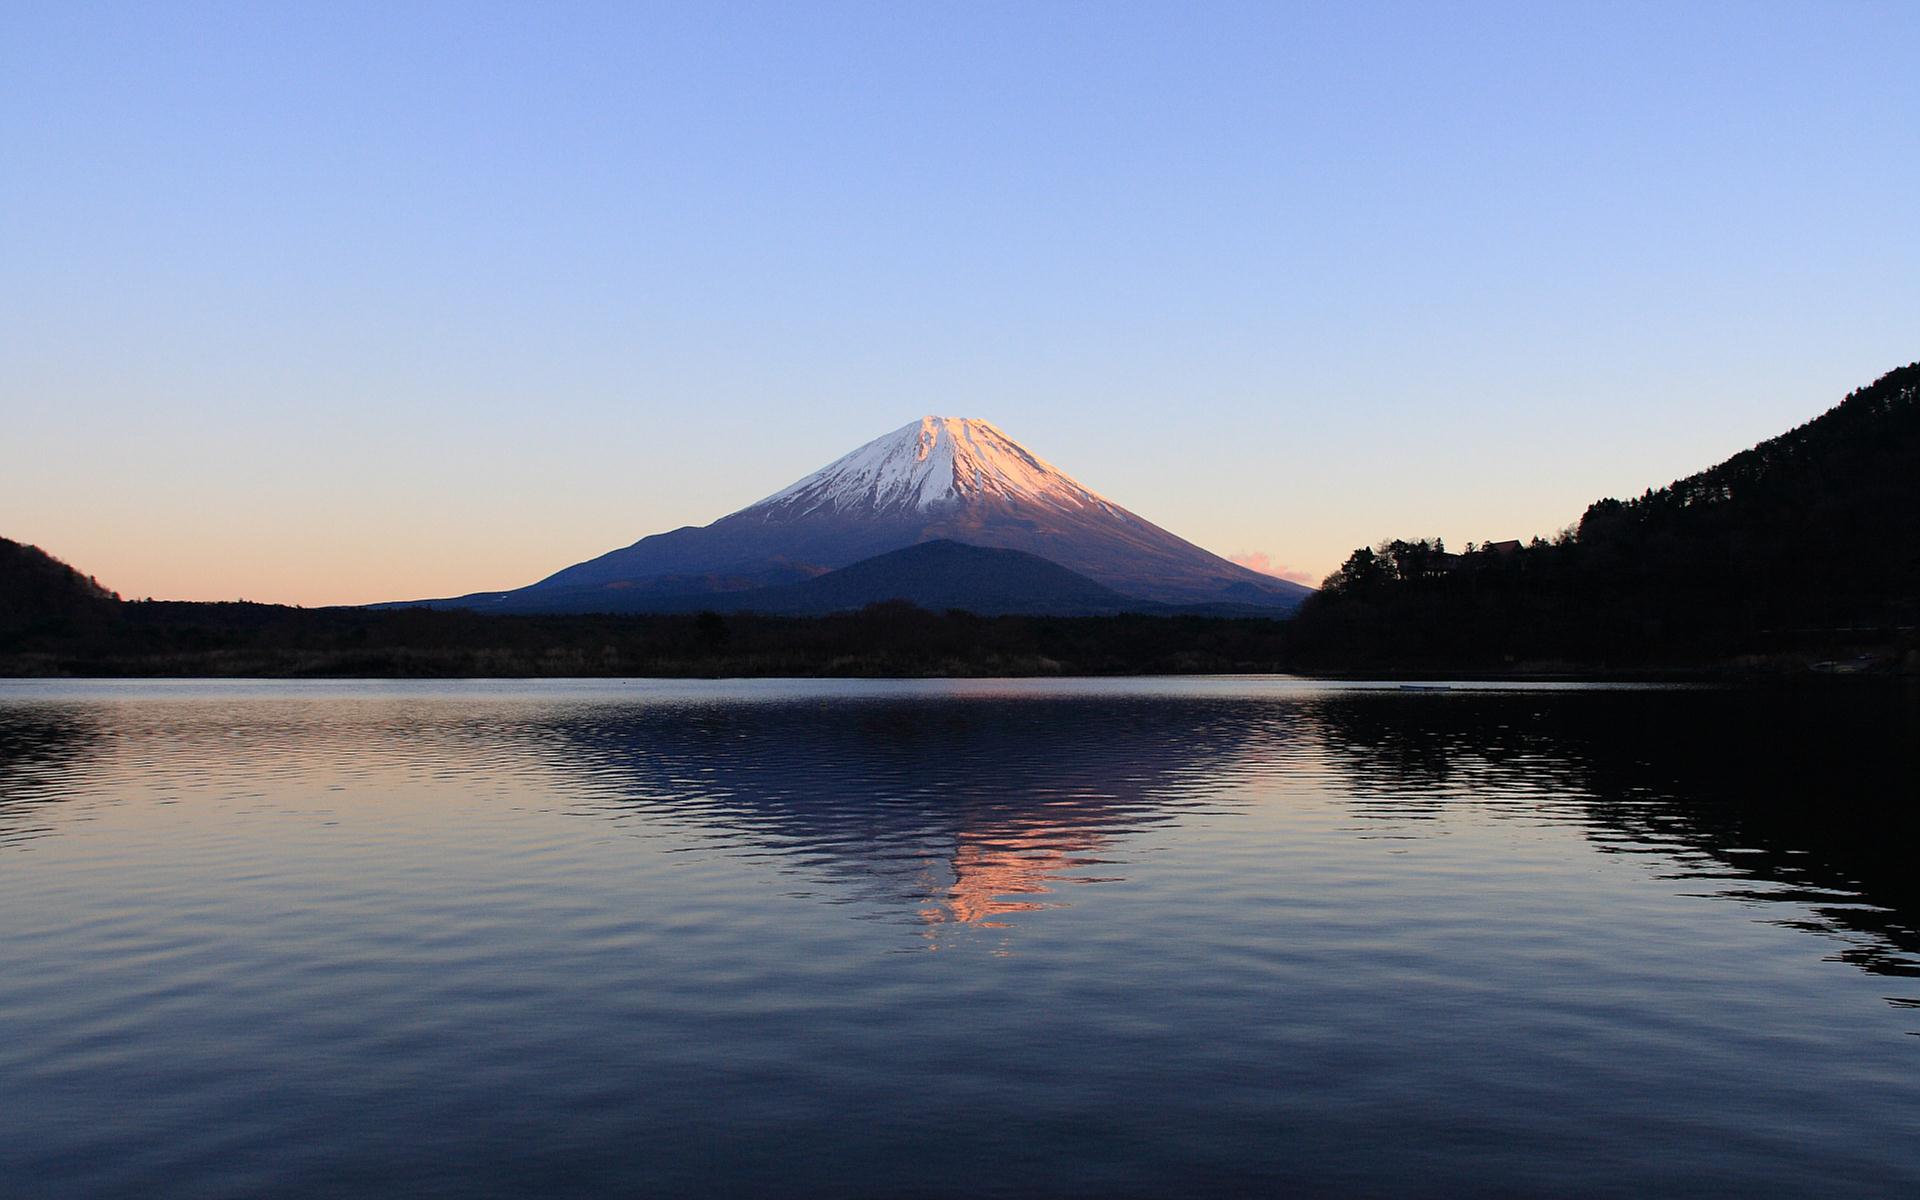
[503, 684, 1919, 980]
[531, 695, 1289, 937]
[0, 681, 1915, 972]
[2, 678, 1918, 1199]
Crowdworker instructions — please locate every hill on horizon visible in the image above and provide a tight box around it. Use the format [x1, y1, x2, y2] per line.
[0, 537, 119, 635]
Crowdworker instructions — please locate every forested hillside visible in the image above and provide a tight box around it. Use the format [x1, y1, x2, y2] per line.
[1289, 364, 1920, 671]
[0, 538, 119, 636]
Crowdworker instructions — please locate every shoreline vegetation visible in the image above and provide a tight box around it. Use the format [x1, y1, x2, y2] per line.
[1, 594, 1912, 680]
[2, 601, 1289, 679]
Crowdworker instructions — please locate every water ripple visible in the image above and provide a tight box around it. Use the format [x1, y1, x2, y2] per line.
[0, 678, 1915, 1197]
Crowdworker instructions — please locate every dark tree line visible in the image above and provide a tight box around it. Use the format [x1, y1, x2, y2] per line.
[0, 589, 1295, 678]
[1289, 363, 1920, 671]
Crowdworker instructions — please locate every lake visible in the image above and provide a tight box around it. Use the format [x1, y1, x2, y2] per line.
[1, 678, 1916, 1197]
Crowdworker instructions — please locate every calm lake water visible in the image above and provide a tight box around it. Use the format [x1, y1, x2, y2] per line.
[1, 678, 1916, 1198]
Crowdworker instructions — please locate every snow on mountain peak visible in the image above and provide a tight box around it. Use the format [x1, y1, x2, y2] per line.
[749, 417, 1119, 517]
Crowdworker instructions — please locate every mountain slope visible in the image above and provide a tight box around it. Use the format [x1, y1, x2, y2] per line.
[417, 417, 1307, 613]
[1289, 362, 1920, 668]
[741, 540, 1138, 615]
[497, 540, 1143, 616]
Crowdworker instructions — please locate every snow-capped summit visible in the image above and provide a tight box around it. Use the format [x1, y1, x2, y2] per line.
[754, 417, 1120, 517]
[402, 418, 1311, 613]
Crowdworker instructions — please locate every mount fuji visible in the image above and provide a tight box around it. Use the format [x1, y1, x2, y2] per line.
[403, 417, 1310, 615]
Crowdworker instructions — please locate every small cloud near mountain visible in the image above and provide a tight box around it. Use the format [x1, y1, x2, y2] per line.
[1229, 552, 1318, 587]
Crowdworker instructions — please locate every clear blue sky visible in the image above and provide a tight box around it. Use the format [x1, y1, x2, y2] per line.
[4, 1, 1915, 603]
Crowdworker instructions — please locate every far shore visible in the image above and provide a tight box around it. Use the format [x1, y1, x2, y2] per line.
[4, 655, 1913, 683]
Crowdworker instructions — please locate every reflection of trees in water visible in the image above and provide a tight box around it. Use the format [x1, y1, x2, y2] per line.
[1306, 685, 1920, 983]
[535, 697, 1295, 939]
[5, 684, 1914, 975]
[0, 705, 106, 849]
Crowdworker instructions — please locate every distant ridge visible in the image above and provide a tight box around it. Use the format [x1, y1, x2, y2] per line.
[398, 417, 1309, 614]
